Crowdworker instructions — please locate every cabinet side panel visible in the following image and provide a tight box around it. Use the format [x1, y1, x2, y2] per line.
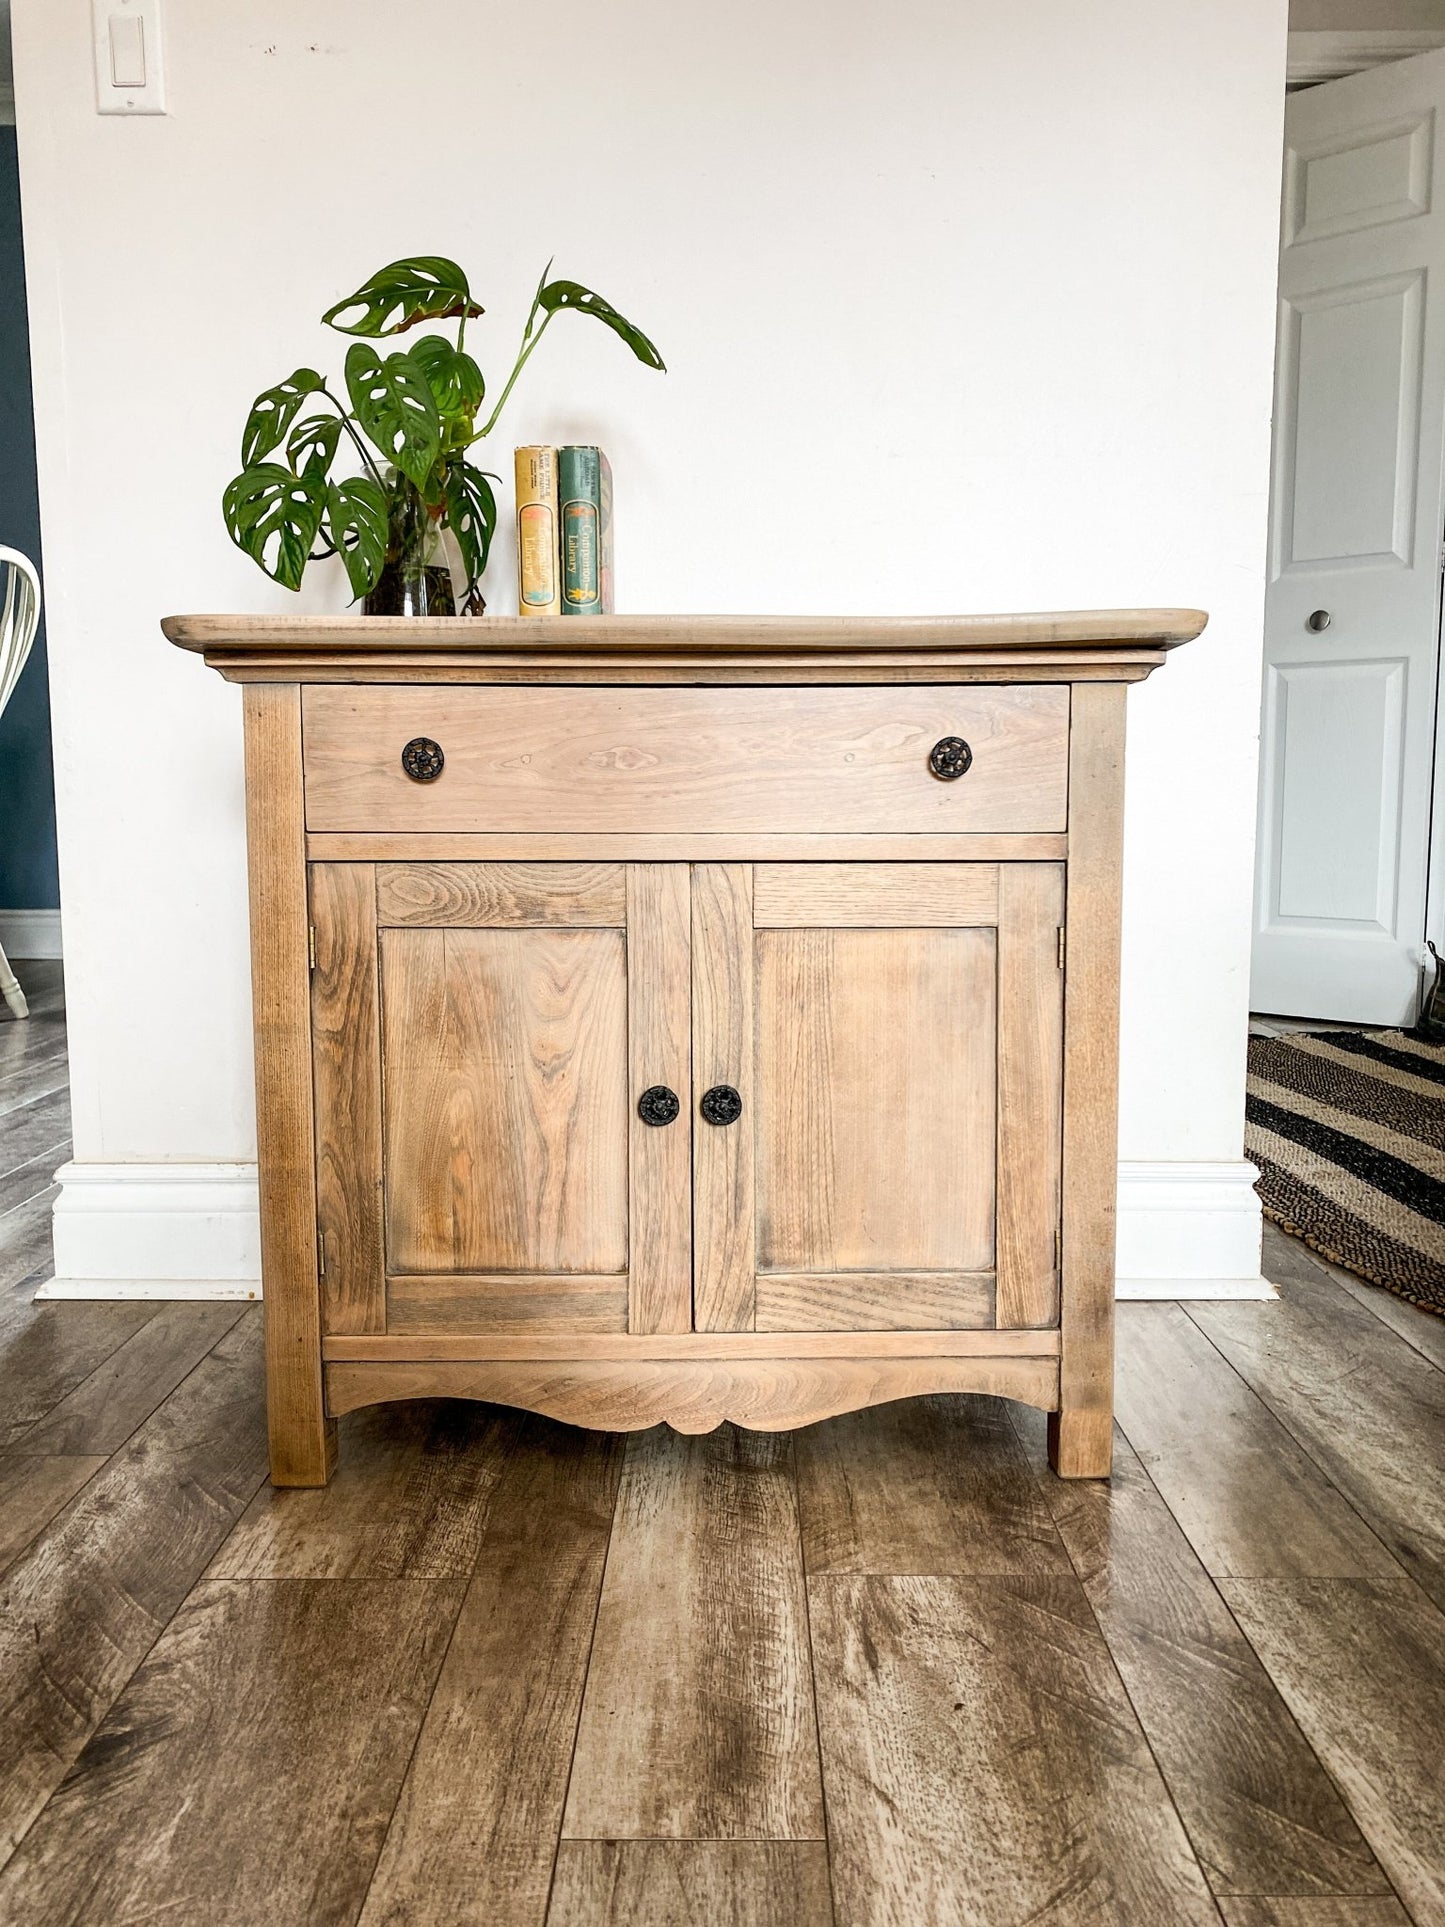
[1054, 684, 1126, 1477]
[310, 863, 386, 1335]
[692, 864, 757, 1331]
[996, 864, 1066, 1328]
[242, 683, 335, 1485]
[627, 864, 693, 1333]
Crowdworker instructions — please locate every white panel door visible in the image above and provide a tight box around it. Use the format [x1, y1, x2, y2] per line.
[1254, 50, 1445, 1022]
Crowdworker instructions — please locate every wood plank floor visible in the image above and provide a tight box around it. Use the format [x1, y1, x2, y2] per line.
[1, 968, 1443, 1923]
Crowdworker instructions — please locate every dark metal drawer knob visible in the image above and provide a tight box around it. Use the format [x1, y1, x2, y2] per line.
[401, 737, 445, 783]
[700, 1084, 743, 1127]
[637, 1085, 681, 1127]
[928, 736, 973, 781]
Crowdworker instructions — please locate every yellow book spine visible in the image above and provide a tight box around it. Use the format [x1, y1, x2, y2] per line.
[514, 446, 561, 616]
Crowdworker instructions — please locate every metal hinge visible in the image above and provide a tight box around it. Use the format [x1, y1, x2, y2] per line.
[1056, 925, 1066, 970]
[317, 1229, 326, 1278]
[308, 924, 317, 971]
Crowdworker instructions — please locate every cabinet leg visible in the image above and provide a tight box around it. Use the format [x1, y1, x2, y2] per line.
[267, 1361, 338, 1487]
[1048, 1407, 1112, 1479]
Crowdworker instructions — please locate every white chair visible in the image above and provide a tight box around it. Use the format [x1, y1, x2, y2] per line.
[0, 545, 44, 1020]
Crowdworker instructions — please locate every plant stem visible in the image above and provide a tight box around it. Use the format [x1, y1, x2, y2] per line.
[475, 310, 552, 441]
[319, 381, 386, 487]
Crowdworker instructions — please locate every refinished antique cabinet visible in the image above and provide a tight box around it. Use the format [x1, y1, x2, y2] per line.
[164, 610, 1203, 1485]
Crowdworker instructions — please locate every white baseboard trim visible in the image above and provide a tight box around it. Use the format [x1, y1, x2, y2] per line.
[36, 1155, 1271, 1303]
[37, 1161, 261, 1301]
[0, 908, 62, 960]
[1116, 1158, 1272, 1300]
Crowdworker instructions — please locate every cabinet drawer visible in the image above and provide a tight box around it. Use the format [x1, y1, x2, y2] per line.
[302, 685, 1070, 835]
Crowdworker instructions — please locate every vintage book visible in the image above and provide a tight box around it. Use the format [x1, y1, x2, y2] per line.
[514, 445, 561, 615]
[559, 444, 614, 616]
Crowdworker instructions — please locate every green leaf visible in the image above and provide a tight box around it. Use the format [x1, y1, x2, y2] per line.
[537, 279, 665, 370]
[444, 461, 498, 597]
[287, 412, 344, 479]
[344, 343, 441, 489]
[240, 368, 324, 467]
[321, 256, 484, 337]
[409, 333, 485, 418]
[222, 464, 326, 591]
[325, 477, 389, 599]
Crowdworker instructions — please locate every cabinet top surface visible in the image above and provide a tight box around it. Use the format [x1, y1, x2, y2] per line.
[162, 608, 1206, 683]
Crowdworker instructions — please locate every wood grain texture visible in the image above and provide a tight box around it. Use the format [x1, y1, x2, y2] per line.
[996, 862, 1064, 1328]
[1188, 1241, 1445, 1613]
[752, 861, 999, 926]
[564, 1426, 824, 1840]
[1217, 1901, 1412, 1926]
[382, 926, 628, 1275]
[0, 1311, 267, 1858]
[547, 1843, 834, 1927]
[1053, 682, 1125, 1476]
[322, 1328, 1062, 1361]
[692, 863, 756, 1332]
[207, 1400, 519, 1580]
[243, 682, 335, 1485]
[376, 860, 625, 927]
[312, 830, 1070, 863]
[385, 1272, 628, 1334]
[324, 1355, 1060, 1430]
[810, 1574, 1220, 1925]
[0, 1301, 156, 1448]
[1220, 1578, 1445, 1925]
[10, 1301, 244, 1455]
[0, 1454, 105, 1577]
[213, 655, 1166, 687]
[0, 1578, 459, 1926]
[627, 863, 691, 1334]
[1115, 1304, 1400, 1579]
[302, 685, 1071, 834]
[796, 1394, 1072, 1576]
[1012, 1406, 1389, 1899]
[310, 862, 386, 1335]
[172, 606, 1210, 653]
[754, 1270, 995, 1331]
[756, 926, 996, 1276]
[356, 1420, 622, 1927]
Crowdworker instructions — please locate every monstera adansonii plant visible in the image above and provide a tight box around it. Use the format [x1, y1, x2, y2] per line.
[222, 255, 664, 613]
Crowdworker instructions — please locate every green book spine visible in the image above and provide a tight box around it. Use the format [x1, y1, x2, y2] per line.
[559, 445, 610, 616]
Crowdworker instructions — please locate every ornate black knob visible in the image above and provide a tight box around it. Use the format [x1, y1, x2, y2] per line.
[637, 1085, 680, 1127]
[401, 737, 445, 783]
[700, 1084, 743, 1126]
[928, 736, 973, 781]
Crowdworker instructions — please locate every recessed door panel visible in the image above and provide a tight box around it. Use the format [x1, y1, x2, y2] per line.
[381, 926, 628, 1274]
[754, 927, 997, 1274]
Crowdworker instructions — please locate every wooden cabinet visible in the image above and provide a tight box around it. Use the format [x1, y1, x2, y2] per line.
[166, 609, 1203, 1486]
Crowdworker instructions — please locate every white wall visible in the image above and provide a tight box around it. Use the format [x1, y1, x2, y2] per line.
[13, 0, 1287, 1296]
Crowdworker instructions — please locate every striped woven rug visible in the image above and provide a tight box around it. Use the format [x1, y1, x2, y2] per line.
[1247, 1029, 1445, 1318]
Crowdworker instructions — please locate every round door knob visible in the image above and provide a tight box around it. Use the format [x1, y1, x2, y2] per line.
[928, 736, 973, 781]
[1305, 609, 1331, 633]
[637, 1085, 680, 1127]
[700, 1084, 743, 1126]
[401, 737, 445, 782]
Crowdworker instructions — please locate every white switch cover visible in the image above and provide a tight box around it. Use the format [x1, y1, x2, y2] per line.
[92, 0, 166, 115]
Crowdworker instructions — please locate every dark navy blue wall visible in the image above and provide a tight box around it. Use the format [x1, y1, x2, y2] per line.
[0, 124, 57, 911]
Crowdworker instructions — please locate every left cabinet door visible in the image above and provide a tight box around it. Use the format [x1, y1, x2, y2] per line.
[309, 861, 692, 1338]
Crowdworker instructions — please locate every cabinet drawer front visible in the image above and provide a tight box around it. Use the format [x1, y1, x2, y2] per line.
[302, 685, 1069, 834]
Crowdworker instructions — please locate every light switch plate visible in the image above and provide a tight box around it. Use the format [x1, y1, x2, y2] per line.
[92, 0, 167, 115]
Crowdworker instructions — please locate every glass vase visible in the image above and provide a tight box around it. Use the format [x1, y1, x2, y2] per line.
[364, 476, 457, 617]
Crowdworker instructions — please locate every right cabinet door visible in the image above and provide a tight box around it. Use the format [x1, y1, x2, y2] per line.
[691, 862, 1064, 1334]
